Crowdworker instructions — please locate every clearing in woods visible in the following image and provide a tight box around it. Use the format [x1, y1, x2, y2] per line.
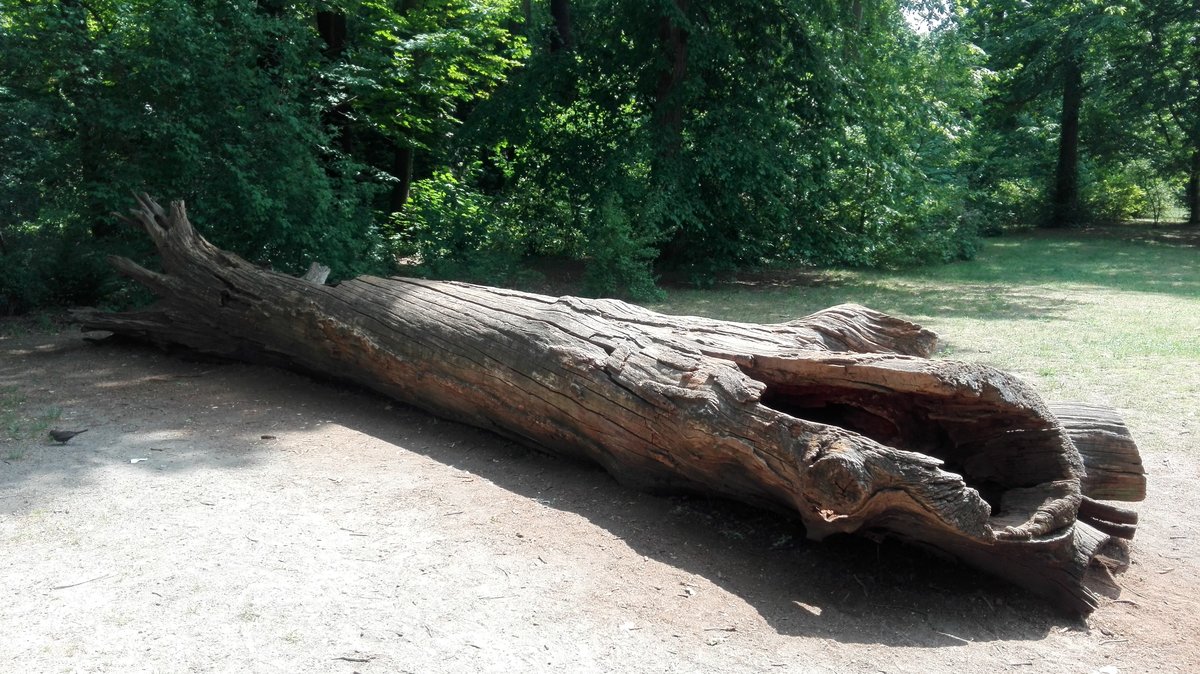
[1, 224, 1198, 672]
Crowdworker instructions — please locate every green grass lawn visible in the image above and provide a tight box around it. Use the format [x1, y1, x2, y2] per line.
[650, 228, 1200, 454]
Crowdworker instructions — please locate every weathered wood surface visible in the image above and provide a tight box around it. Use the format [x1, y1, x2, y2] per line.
[1050, 402, 1147, 503]
[72, 196, 1146, 614]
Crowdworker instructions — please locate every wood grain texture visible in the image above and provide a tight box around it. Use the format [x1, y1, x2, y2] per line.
[1050, 402, 1147, 502]
[71, 196, 1146, 614]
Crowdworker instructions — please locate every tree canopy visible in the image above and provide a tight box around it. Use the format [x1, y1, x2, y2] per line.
[1, 0, 1196, 311]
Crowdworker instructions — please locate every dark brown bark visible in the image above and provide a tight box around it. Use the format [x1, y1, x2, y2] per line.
[387, 0, 423, 216]
[654, 0, 689, 148]
[317, 11, 353, 155]
[72, 197, 1145, 615]
[389, 145, 415, 215]
[549, 0, 573, 52]
[316, 11, 348, 59]
[651, 0, 691, 266]
[1049, 53, 1084, 228]
[1187, 147, 1199, 225]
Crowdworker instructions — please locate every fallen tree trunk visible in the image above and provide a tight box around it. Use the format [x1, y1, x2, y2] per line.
[72, 196, 1145, 614]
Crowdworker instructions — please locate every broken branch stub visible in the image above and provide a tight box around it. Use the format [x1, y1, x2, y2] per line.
[72, 196, 1145, 614]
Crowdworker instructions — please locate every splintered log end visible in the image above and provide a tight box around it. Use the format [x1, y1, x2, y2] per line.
[115, 194, 170, 250]
[301, 262, 332, 286]
[738, 350, 1143, 613]
[1072, 523, 1132, 609]
[795, 438, 1130, 614]
[1050, 402, 1147, 502]
[1078, 500, 1138, 540]
[979, 522, 1130, 615]
[118, 195, 215, 275]
[126, 192, 185, 233]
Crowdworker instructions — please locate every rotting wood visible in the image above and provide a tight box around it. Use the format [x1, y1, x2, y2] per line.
[71, 196, 1147, 615]
[1049, 402, 1147, 503]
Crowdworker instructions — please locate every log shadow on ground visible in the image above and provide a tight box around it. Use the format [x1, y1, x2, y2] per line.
[339, 413, 1071, 647]
[0, 335, 1072, 648]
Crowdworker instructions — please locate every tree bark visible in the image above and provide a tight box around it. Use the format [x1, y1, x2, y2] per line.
[654, 0, 689, 151]
[549, 0, 573, 52]
[1187, 146, 1199, 225]
[317, 10, 353, 156]
[387, 0, 424, 216]
[651, 0, 691, 266]
[389, 145, 415, 215]
[72, 197, 1145, 615]
[1049, 52, 1083, 228]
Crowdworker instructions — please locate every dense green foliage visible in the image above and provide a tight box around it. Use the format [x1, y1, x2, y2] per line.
[965, 0, 1198, 229]
[1, 1, 1196, 311]
[1, 0, 386, 312]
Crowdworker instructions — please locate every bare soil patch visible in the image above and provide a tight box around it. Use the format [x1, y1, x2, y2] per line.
[2, 329, 1197, 672]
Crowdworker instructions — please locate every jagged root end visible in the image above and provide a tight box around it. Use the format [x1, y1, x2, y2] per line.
[966, 522, 1130, 615]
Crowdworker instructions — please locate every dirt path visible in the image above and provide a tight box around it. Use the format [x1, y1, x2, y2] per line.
[2, 331, 1197, 673]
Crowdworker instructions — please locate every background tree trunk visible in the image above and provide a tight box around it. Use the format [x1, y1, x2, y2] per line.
[1050, 52, 1083, 227]
[73, 197, 1145, 615]
[317, 10, 351, 155]
[389, 145, 415, 215]
[652, 0, 691, 266]
[654, 0, 689, 151]
[387, 0, 424, 217]
[549, 0, 573, 52]
[1187, 146, 1199, 225]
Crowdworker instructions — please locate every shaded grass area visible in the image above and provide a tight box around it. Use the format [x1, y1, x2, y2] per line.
[651, 229, 1200, 452]
[1, 385, 62, 460]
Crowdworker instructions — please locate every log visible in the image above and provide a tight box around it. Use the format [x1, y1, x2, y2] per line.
[1047, 402, 1146, 541]
[1049, 402, 1147, 503]
[71, 196, 1145, 614]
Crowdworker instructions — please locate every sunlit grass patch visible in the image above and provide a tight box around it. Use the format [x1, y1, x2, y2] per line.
[649, 229, 1200, 450]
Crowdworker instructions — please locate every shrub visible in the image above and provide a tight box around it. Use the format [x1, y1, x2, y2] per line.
[396, 169, 529, 287]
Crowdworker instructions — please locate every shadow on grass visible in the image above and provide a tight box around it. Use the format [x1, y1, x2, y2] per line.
[657, 279, 1086, 325]
[654, 229, 1199, 326]
[920, 232, 1200, 298]
[0, 336, 1070, 647]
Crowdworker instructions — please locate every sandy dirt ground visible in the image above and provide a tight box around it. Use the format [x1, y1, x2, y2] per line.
[2, 329, 1198, 673]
